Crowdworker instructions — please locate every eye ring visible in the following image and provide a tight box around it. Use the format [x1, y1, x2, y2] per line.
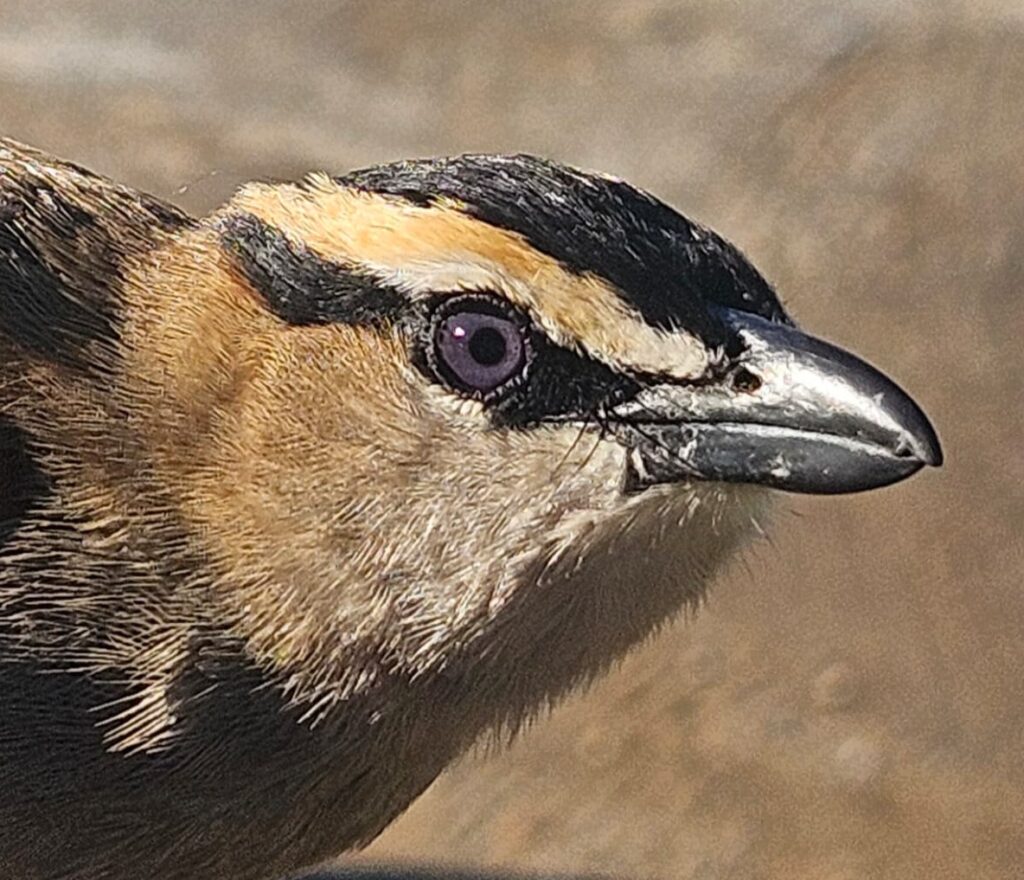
[427, 295, 533, 400]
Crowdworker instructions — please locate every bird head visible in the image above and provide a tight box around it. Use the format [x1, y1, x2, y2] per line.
[115, 154, 942, 727]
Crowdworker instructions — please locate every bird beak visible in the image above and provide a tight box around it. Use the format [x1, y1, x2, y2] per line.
[613, 308, 943, 494]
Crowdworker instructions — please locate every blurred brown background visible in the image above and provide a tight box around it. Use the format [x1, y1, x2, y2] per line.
[2, 2, 1021, 878]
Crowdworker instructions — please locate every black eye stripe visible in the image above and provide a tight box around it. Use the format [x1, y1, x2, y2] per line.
[412, 292, 639, 428]
[489, 339, 640, 429]
[219, 213, 403, 326]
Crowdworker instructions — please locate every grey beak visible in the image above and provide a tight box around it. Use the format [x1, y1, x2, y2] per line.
[614, 308, 943, 495]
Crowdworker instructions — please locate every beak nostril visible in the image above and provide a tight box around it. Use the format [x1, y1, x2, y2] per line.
[732, 367, 762, 394]
[893, 439, 916, 459]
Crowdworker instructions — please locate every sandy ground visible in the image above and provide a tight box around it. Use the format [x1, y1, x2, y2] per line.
[1, 2, 1021, 878]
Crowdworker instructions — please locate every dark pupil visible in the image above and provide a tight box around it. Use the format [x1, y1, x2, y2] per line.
[468, 327, 507, 366]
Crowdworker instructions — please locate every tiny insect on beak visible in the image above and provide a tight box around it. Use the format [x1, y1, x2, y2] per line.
[613, 307, 943, 495]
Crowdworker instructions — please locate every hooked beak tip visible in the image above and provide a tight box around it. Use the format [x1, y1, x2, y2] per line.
[613, 307, 945, 496]
[910, 421, 943, 468]
[886, 385, 943, 468]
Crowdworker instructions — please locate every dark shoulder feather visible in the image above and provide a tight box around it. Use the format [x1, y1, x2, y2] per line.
[0, 138, 192, 374]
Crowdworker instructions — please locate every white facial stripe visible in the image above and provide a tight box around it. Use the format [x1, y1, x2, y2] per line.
[361, 257, 581, 351]
[363, 257, 713, 380]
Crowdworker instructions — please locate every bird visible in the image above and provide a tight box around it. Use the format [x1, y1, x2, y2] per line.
[0, 137, 941, 880]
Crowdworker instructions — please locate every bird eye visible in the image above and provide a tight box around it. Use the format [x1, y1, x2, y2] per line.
[432, 299, 530, 396]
